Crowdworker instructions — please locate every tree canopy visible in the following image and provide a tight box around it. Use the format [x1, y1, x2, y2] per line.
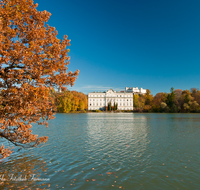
[54, 90, 88, 113]
[133, 88, 200, 113]
[0, 0, 79, 159]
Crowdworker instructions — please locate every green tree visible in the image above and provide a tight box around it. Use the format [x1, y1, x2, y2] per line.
[113, 102, 116, 111]
[116, 103, 118, 110]
[166, 87, 177, 112]
[108, 102, 111, 111]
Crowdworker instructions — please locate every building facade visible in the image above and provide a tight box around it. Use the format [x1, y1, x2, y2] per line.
[88, 89, 133, 111]
[125, 87, 146, 94]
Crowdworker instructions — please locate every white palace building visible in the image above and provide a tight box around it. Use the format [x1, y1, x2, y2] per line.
[88, 87, 146, 111]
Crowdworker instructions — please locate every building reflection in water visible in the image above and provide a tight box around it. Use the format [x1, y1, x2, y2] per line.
[84, 113, 150, 171]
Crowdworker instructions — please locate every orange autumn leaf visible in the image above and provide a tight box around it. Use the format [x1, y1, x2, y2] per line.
[0, 0, 79, 159]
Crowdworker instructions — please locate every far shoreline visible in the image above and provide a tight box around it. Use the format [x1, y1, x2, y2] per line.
[55, 111, 200, 114]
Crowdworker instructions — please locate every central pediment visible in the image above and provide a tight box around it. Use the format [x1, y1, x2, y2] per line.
[106, 89, 115, 94]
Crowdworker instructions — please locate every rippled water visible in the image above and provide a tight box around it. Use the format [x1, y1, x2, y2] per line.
[1, 113, 200, 189]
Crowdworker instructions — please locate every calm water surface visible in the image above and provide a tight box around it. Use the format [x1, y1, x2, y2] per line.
[1, 113, 200, 189]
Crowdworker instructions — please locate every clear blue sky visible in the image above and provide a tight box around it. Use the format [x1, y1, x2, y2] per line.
[35, 0, 200, 95]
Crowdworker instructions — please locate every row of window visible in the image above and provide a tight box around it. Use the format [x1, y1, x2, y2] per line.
[89, 103, 132, 106]
[89, 94, 132, 98]
[89, 107, 133, 110]
[89, 99, 132, 102]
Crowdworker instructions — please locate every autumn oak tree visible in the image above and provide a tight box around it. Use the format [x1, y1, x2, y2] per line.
[0, 0, 79, 159]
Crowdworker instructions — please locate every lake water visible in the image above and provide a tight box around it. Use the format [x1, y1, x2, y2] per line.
[1, 113, 200, 189]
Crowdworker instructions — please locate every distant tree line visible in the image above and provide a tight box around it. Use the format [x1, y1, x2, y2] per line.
[49, 87, 200, 113]
[50, 90, 88, 113]
[134, 88, 200, 113]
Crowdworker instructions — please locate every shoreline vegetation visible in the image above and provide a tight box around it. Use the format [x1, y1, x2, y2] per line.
[51, 87, 200, 113]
